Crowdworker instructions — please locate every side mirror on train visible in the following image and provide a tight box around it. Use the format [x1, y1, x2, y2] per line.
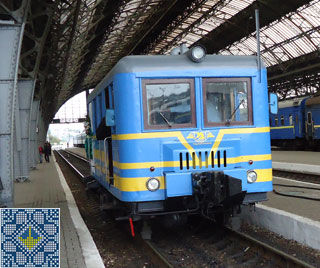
[105, 109, 115, 126]
[269, 93, 278, 115]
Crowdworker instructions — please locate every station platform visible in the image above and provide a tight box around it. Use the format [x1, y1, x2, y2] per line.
[263, 177, 320, 221]
[14, 154, 104, 268]
[242, 150, 320, 250]
[266, 150, 320, 221]
[272, 150, 320, 165]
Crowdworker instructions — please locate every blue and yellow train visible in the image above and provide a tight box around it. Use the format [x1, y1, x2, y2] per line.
[87, 46, 277, 225]
[270, 95, 320, 150]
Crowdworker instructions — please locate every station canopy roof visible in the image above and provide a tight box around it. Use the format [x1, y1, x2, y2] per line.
[1, 0, 320, 121]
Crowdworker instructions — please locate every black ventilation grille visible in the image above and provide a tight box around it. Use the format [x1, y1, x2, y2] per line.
[179, 150, 227, 170]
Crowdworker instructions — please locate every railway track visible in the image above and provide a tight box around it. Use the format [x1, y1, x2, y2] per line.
[273, 169, 320, 185]
[55, 149, 318, 268]
[55, 149, 173, 268]
[225, 227, 315, 268]
[272, 168, 320, 201]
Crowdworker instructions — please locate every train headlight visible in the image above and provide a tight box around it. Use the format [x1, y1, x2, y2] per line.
[247, 170, 257, 183]
[187, 45, 206, 63]
[146, 178, 160, 191]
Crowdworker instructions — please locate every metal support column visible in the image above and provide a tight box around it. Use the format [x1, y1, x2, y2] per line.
[0, 1, 28, 206]
[29, 100, 40, 168]
[13, 80, 35, 181]
[38, 113, 46, 148]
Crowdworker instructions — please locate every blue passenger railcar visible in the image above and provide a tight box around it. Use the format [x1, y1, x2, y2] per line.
[270, 98, 307, 148]
[270, 95, 320, 149]
[305, 96, 320, 142]
[87, 46, 274, 224]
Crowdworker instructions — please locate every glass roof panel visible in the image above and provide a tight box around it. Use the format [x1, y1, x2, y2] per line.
[150, 0, 255, 54]
[219, 0, 320, 67]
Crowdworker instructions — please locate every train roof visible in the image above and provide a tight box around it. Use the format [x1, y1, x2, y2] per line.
[306, 95, 320, 106]
[88, 54, 263, 103]
[278, 97, 307, 109]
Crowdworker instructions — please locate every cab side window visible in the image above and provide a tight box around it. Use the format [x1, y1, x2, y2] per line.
[143, 79, 196, 129]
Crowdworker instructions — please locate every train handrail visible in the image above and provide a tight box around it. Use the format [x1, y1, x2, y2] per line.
[104, 138, 108, 178]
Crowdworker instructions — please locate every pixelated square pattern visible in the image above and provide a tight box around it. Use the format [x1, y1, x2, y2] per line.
[1, 209, 60, 268]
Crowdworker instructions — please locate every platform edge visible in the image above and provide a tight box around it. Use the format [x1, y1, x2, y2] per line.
[240, 204, 320, 251]
[53, 154, 105, 268]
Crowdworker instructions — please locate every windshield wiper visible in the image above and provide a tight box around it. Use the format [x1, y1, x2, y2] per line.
[225, 99, 245, 126]
[159, 112, 172, 127]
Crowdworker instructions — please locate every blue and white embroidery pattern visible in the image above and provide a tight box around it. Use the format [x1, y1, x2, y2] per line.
[1, 209, 60, 268]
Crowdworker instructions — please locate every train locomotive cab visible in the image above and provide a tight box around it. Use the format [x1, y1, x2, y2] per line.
[87, 47, 273, 225]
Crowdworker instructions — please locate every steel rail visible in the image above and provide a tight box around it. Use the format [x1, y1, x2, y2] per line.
[272, 171, 320, 200]
[226, 227, 316, 268]
[54, 150, 174, 267]
[135, 237, 174, 268]
[273, 169, 320, 185]
[63, 149, 89, 163]
[273, 183, 320, 190]
[55, 150, 85, 179]
[273, 167, 320, 177]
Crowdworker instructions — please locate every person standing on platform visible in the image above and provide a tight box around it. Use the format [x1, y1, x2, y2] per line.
[48, 142, 52, 156]
[38, 145, 43, 163]
[44, 142, 50, 163]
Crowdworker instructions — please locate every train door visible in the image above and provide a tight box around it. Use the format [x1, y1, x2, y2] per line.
[293, 114, 300, 137]
[104, 84, 114, 185]
[289, 114, 295, 137]
[306, 111, 314, 140]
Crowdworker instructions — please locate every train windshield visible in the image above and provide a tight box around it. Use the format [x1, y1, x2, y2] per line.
[143, 79, 196, 129]
[203, 78, 252, 126]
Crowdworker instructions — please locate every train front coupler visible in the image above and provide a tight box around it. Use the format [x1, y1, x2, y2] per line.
[192, 171, 246, 222]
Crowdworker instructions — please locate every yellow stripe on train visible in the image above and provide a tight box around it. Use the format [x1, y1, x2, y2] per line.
[94, 164, 272, 191]
[95, 153, 271, 170]
[255, 168, 272, 182]
[113, 175, 165, 192]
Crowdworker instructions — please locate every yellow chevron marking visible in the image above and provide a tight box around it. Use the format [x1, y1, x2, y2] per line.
[112, 127, 269, 140]
[112, 127, 269, 163]
[210, 127, 270, 157]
